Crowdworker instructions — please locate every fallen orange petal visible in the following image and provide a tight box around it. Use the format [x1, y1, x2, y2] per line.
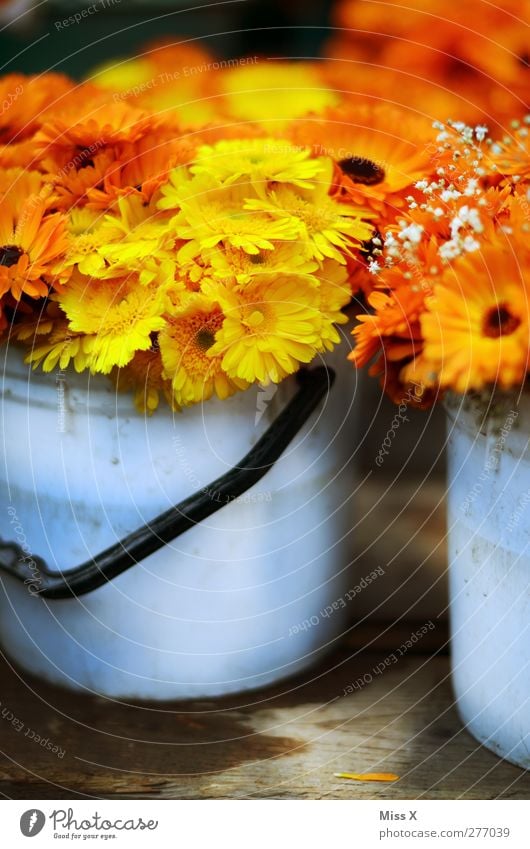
[334, 772, 399, 782]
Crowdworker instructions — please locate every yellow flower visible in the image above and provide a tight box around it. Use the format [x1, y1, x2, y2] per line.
[98, 195, 175, 271]
[57, 271, 167, 373]
[315, 260, 352, 351]
[159, 293, 245, 406]
[113, 349, 175, 415]
[205, 274, 322, 384]
[245, 159, 374, 264]
[62, 208, 108, 277]
[61, 195, 175, 278]
[159, 171, 300, 262]
[189, 138, 326, 193]
[207, 241, 319, 286]
[89, 44, 221, 128]
[26, 323, 96, 373]
[219, 62, 338, 123]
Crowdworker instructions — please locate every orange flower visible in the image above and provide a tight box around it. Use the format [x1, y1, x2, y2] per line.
[35, 94, 160, 151]
[289, 105, 436, 220]
[326, 0, 530, 125]
[420, 240, 530, 393]
[0, 73, 74, 145]
[87, 135, 195, 209]
[0, 169, 69, 300]
[486, 125, 530, 184]
[43, 146, 118, 211]
[349, 285, 427, 369]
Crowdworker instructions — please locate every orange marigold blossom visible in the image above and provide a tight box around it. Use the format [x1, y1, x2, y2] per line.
[420, 242, 530, 394]
[328, 0, 530, 124]
[0, 169, 69, 300]
[288, 105, 437, 222]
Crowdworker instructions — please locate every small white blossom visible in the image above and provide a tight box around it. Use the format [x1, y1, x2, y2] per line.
[398, 223, 423, 244]
[464, 178, 479, 196]
[439, 240, 461, 261]
[462, 235, 480, 252]
[441, 188, 462, 202]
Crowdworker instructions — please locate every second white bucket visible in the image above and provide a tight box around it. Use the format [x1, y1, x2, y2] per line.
[446, 391, 530, 769]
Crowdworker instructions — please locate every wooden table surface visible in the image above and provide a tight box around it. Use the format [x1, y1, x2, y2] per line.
[1, 621, 528, 800]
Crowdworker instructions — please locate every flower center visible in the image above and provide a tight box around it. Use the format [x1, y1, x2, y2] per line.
[247, 309, 265, 328]
[195, 328, 216, 351]
[75, 146, 96, 170]
[0, 244, 23, 267]
[483, 303, 521, 338]
[291, 196, 335, 232]
[338, 156, 386, 186]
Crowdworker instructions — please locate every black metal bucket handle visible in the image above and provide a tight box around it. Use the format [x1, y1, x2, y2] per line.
[0, 366, 335, 599]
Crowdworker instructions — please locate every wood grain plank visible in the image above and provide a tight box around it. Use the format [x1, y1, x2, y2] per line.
[0, 634, 527, 800]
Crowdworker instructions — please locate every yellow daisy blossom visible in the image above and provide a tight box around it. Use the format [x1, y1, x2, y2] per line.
[62, 208, 109, 277]
[205, 274, 322, 384]
[61, 195, 176, 279]
[57, 271, 167, 373]
[207, 241, 319, 287]
[315, 260, 352, 351]
[97, 194, 175, 271]
[159, 171, 300, 262]
[189, 138, 325, 193]
[26, 323, 96, 373]
[245, 159, 374, 264]
[159, 293, 245, 406]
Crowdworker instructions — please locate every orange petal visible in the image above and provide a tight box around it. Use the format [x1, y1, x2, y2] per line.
[334, 772, 399, 782]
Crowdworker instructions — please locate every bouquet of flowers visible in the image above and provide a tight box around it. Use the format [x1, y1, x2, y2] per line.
[0, 61, 378, 413]
[349, 119, 530, 404]
[1, 41, 453, 415]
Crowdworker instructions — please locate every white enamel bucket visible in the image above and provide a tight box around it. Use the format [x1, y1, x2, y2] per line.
[0, 340, 359, 700]
[446, 392, 530, 769]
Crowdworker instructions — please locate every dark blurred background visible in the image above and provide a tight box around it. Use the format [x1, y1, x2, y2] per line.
[1, 0, 331, 76]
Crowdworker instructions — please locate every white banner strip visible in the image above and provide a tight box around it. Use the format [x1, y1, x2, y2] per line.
[1, 799, 529, 847]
